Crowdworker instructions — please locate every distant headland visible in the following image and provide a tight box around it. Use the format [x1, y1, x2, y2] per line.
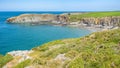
[7, 11, 120, 31]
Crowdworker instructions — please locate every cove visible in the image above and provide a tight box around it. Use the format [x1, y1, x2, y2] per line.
[0, 12, 91, 55]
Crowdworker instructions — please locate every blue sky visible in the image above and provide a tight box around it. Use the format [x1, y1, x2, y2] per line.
[0, 0, 120, 11]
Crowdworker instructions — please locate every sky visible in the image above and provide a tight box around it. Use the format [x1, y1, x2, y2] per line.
[0, 0, 120, 11]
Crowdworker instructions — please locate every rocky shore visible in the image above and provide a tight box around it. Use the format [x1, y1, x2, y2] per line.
[3, 50, 33, 68]
[8, 50, 33, 58]
[8, 50, 33, 62]
[6, 12, 120, 31]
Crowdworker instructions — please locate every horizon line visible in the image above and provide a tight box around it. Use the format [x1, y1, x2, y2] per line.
[0, 10, 120, 12]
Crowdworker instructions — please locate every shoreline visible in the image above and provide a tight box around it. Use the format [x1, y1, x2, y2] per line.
[64, 24, 119, 32]
[6, 22, 119, 54]
[6, 24, 119, 56]
[3, 24, 119, 68]
[2, 12, 120, 67]
[6, 12, 120, 32]
[3, 22, 119, 52]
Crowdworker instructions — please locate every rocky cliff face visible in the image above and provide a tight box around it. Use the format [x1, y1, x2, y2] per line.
[79, 16, 120, 27]
[7, 13, 120, 27]
[7, 14, 69, 25]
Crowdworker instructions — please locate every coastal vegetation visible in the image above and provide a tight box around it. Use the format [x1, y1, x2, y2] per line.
[0, 54, 13, 67]
[69, 11, 120, 21]
[29, 29, 120, 68]
[0, 54, 3, 58]
[0, 29, 120, 68]
[13, 59, 31, 68]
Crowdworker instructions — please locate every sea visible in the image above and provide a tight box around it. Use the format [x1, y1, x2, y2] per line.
[0, 11, 91, 55]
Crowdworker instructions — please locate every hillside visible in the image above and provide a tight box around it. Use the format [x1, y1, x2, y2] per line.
[1, 29, 120, 68]
[30, 29, 120, 68]
[69, 11, 120, 21]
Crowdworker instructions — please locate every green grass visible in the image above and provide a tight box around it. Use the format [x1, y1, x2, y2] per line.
[1, 28, 120, 68]
[0, 54, 13, 68]
[30, 29, 120, 68]
[13, 59, 31, 68]
[0, 54, 3, 58]
[69, 11, 120, 21]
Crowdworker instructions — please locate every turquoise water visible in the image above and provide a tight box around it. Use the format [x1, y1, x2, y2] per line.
[0, 12, 91, 55]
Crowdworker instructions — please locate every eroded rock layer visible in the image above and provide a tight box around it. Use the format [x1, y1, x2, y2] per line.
[7, 13, 120, 27]
[7, 14, 69, 24]
[79, 16, 120, 26]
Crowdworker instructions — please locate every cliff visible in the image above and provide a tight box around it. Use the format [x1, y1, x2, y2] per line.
[79, 16, 120, 27]
[7, 14, 69, 25]
[1, 29, 120, 68]
[69, 12, 120, 26]
[7, 12, 120, 28]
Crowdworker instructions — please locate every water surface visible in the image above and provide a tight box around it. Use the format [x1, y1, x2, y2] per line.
[0, 12, 91, 54]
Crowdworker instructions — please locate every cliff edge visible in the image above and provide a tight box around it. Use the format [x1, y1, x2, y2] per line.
[7, 12, 120, 28]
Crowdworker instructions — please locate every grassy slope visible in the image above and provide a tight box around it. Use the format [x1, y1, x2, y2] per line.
[0, 54, 3, 58]
[0, 54, 13, 67]
[1, 29, 120, 68]
[28, 29, 120, 68]
[69, 11, 120, 21]
[13, 59, 31, 68]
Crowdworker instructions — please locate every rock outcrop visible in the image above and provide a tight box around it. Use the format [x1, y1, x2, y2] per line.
[7, 13, 120, 27]
[79, 16, 120, 27]
[7, 14, 69, 25]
